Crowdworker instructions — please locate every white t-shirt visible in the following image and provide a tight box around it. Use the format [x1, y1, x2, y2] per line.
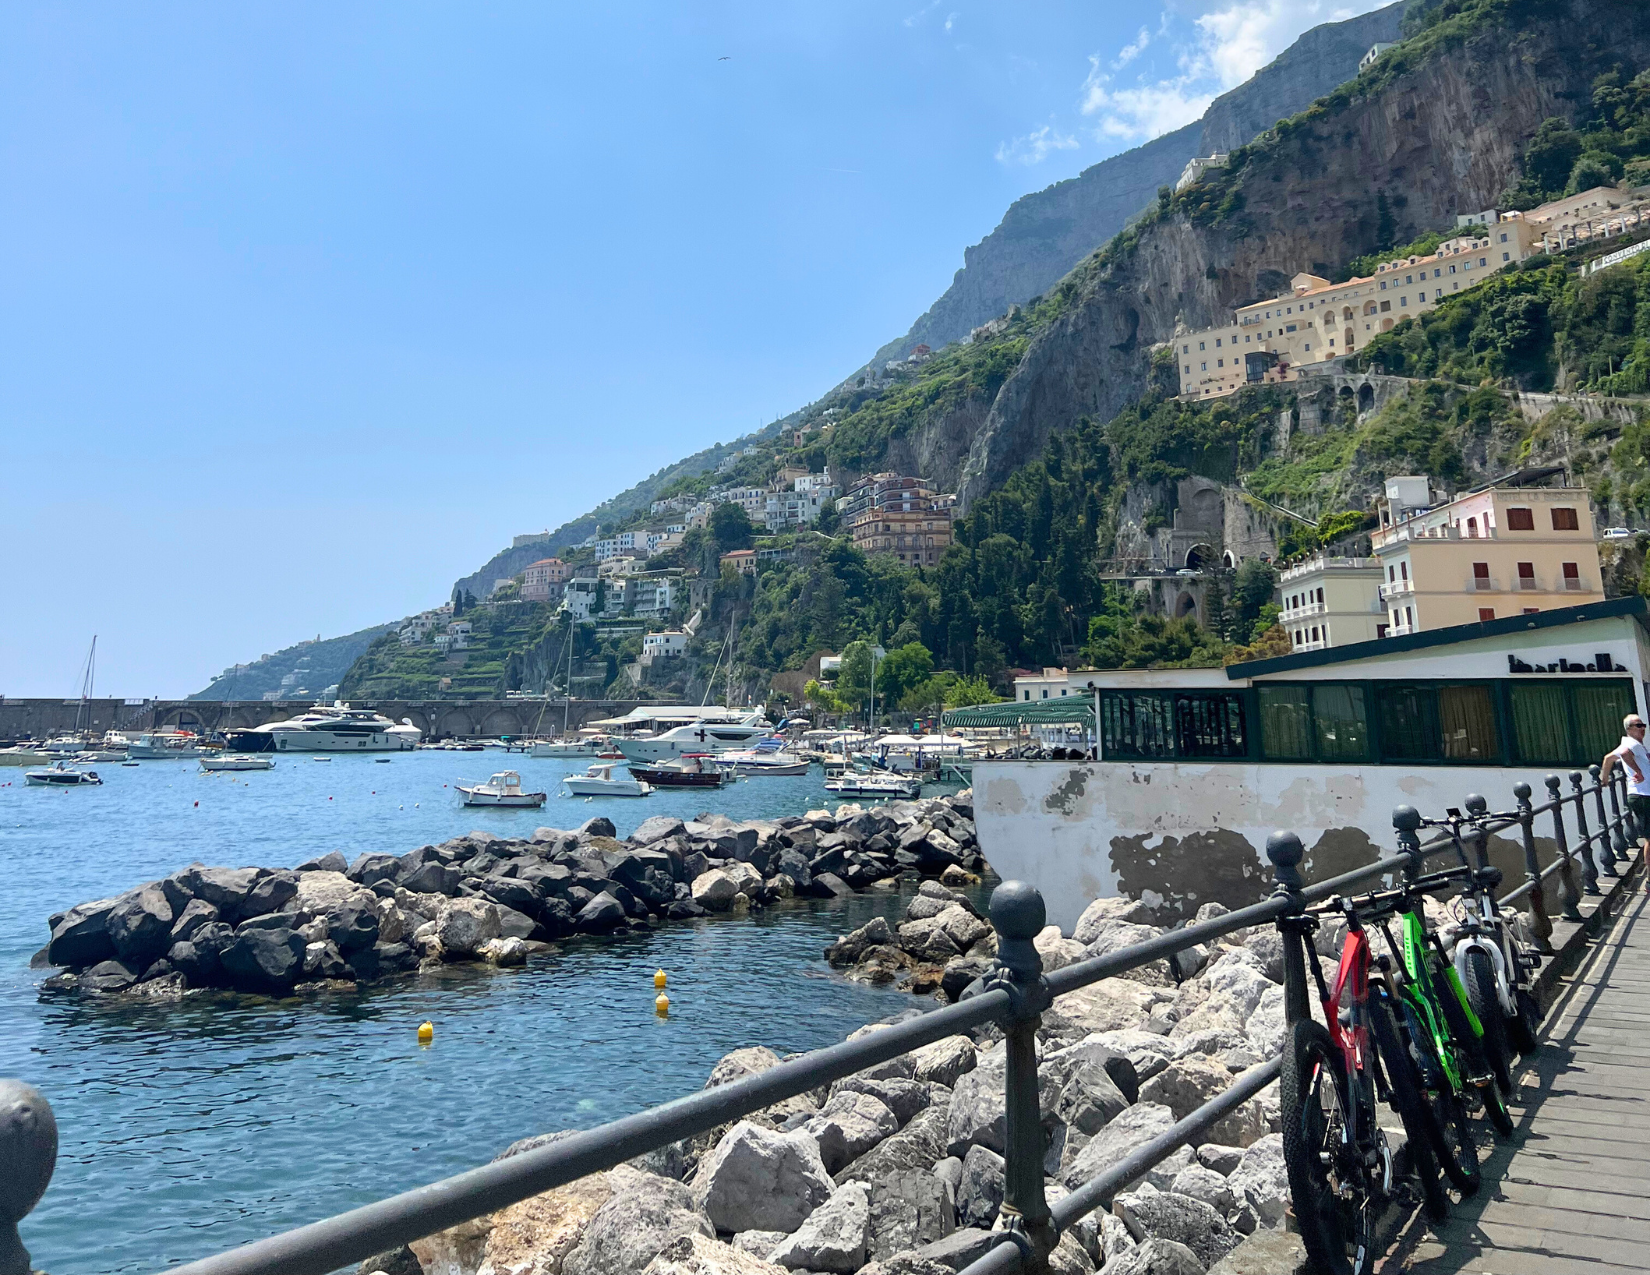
[1615, 736, 1650, 797]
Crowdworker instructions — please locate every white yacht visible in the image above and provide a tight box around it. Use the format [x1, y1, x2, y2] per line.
[127, 731, 210, 759]
[201, 755, 276, 772]
[225, 703, 422, 753]
[609, 708, 771, 763]
[563, 763, 651, 798]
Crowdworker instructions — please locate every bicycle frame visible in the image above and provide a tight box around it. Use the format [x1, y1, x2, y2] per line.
[1385, 905, 1476, 1096]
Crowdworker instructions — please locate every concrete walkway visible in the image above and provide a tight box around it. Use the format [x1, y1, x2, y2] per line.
[1392, 886, 1650, 1274]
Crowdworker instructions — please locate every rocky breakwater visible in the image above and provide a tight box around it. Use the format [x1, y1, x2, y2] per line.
[34, 794, 984, 1000]
[378, 941, 1299, 1275]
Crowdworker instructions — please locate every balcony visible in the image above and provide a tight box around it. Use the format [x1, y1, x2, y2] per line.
[1279, 555, 1380, 583]
[1379, 580, 1414, 600]
[1292, 638, 1328, 652]
[1517, 576, 1539, 591]
[1563, 576, 1588, 591]
[1281, 600, 1325, 621]
[1468, 576, 1497, 592]
[1387, 622, 1416, 637]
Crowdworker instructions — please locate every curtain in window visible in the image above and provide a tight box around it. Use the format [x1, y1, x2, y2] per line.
[1176, 695, 1247, 758]
[1315, 685, 1372, 761]
[1259, 687, 1312, 760]
[1439, 685, 1499, 761]
[1377, 685, 1437, 759]
[1574, 682, 1636, 764]
[1509, 683, 1571, 764]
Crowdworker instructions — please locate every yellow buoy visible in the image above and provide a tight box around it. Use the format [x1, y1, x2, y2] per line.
[417, 1020, 434, 1044]
[654, 968, 668, 990]
[655, 993, 670, 1016]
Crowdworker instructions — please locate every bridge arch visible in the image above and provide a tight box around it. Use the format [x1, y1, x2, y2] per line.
[1183, 543, 1215, 571]
[437, 708, 477, 739]
[480, 707, 525, 737]
[1175, 591, 1199, 620]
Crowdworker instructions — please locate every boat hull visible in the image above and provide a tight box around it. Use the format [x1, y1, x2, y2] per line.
[627, 766, 727, 788]
[228, 729, 418, 753]
[201, 757, 275, 771]
[459, 789, 547, 807]
[563, 779, 651, 797]
[529, 743, 603, 758]
[25, 770, 101, 786]
[727, 760, 810, 776]
[824, 778, 922, 798]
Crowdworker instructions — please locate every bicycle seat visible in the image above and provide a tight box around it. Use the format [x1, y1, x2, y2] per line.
[1474, 866, 1503, 889]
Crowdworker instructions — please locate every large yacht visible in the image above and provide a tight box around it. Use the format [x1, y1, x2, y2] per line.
[607, 707, 772, 763]
[225, 704, 422, 753]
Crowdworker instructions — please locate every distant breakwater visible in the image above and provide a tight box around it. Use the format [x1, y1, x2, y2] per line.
[33, 794, 981, 1000]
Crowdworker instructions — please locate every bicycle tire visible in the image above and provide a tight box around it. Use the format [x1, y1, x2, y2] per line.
[1464, 948, 1514, 1098]
[1281, 1019, 1376, 1275]
[1409, 1021, 1481, 1195]
[1508, 985, 1540, 1057]
[1369, 986, 1450, 1222]
[1436, 966, 1513, 1138]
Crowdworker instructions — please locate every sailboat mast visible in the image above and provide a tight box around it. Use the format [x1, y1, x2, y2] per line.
[74, 636, 97, 735]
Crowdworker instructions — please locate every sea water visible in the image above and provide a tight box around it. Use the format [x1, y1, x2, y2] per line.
[0, 752, 958, 1272]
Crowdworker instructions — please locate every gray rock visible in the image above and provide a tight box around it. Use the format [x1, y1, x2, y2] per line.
[1195, 1144, 1244, 1176]
[435, 898, 501, 956]
[910, 1036, 976, 1087]
[1205, 1228, 1306, 1274]
[1144, 1145, 1196, 1190]
[79, 959, 139, 992]
[493, 905, 537, 940]
[907, 1228, 996, 1271]
[834, 1103, 950, 1185]
[219, 927, 306, 993]
[348, 852, 401, 886]
[303, 939, 350, 980]
[1098, 1213, 1135, 1263]
[326, 902, 381, 952]
[693, 870, 739, 911]
[896, 916, 960, 964]
[691, 1122, 834, 1234]
[577, 816, 617, 838]
[1061, 1104, 1176, 1189]
[768, 1180, 869, 1273]
[932, 905, 989, 952]
[1240, 928, 1285, 984]
[1047, 1231, 1096, 1275]
[828, 1077, 930, 1126]
[297, 850, 350, 874]
[706, 1046, 782, 1088]
[1072, 897, 1158, 944]
[176, 866, 264, 918]
[106, 885, 175, 968]
[1101, 1239, 1205, 1275]
[400, 861, 461, 895]
[824, 917, 893, 966]
[1115, 1190, 1243, 1270]
[356, 1244, 420, 1275]
[804, 1092, 898, 1174]
[169, 898, 220, 944]
[1138, 1058, 1232, 1121]
[865, 1171, 955, 1260]
[1225, 1134, 1287, 1228]
[239, 871, 299, 919]
[1169, 1164, 1235, 1214]
[1243, 986, 1286, 1059]
[563, 1170, 713, 1275]
[1044, 1043, 1130, 1136]
[45, 896, 119, 967]
[576, 891, 626, 932]
[932, 1156, 963, 1195]
[1200, 956, 1274, 1021]
[632, 816, 688, 846]
[944, 1048, 1007, 1156]
[956, 1145, 1004, 1229]
[730, 1231, 788, 1258]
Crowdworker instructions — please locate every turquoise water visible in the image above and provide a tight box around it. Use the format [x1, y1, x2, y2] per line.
[0, 752, 957, 1273]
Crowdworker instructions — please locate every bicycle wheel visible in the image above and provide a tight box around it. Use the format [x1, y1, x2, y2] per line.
[1437, 967, 1513, 1138]
[1369, 987, 1449, 1222]
[1464, 948, 1514, 1098]
[1409, 1027, 1481, 1195]
[1508, 985, 1540, 1057]
[1282, 1019, 1377, 1275]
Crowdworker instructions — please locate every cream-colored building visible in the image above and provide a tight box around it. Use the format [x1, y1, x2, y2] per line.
[1373, 477, 1604, 636]
[1279, 555, 1386, 651]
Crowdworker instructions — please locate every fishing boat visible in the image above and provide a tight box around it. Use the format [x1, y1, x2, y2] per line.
[0, 747, 53, 767]
[626, 755, 731, 788]
[200, 755, 276, 772]
[563, 763, 651, 798]
[457, 770, 548, 808]
[127, 731, 210, 760]
[824, 772, 923, 799]
[25, 763, 103, 787]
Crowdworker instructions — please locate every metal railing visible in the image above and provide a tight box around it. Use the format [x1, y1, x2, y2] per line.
[1, 769, 1639, 1275]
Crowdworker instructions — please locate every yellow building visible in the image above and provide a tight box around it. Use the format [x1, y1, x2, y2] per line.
[1279, 555, 1386, 652]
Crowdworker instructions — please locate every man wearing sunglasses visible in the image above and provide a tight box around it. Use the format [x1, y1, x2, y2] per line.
[1603, 714, 1650, 893]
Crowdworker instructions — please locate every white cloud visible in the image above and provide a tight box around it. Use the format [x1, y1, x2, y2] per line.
[944, 11, 957, 32]
[995, 125, 1081, 166]
[1112, 27, 1151, 69]
[903, 0, 943, 27]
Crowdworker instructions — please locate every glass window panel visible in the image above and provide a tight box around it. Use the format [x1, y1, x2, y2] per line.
[1100, 693, 1174, 759]
[1176, 694, 1248, 758]
[1510, 683, 1571, 764]
[1574, 681, 1636, 764]
[1314, 685, 1372, 761]
[1377, 685, 1438, 759]
[1259, 687, 1312, 760]
[1439, 685, 1499, 761]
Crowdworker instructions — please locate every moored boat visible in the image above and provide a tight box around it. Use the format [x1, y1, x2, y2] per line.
[716, 738, 811, 776]
[200, 755, 276, 772]
[626, 755, 731, 788]
[824, 772, 922, 799]
[127, 731, 210, 760]
[25, 763, 103, 787]
[226, 703, 422, 753]
[563, 763, 651, 798]
[458, 770, 548, 807]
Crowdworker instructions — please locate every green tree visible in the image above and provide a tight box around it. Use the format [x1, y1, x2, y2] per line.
[877, 642, 935, 706]
[837, 641, 875, 718]
[944, 674, 1002, 709]
[1568, 152, 1619, 195]
[803, 678, 853, 715]
[1523, 118, 1584, 197]
[709, 502, 755, 553]
[1230, 559, 1280, 640]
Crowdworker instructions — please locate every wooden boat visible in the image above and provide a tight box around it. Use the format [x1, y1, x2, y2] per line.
[458, 770, 548, 807]
[627, 755, 731, 788]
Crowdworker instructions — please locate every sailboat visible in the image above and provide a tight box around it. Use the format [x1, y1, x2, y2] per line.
[44, 638, 106, 754]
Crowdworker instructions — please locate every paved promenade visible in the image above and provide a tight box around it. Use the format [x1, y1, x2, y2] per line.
[1393, 886, 1650, 1274]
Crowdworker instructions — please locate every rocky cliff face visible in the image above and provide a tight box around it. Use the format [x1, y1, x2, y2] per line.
[955, 0, 1650, 509]
[881, 2, 1407, 363]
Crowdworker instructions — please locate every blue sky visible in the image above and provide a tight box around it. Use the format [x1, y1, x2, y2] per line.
[1, 0, 1382, 697]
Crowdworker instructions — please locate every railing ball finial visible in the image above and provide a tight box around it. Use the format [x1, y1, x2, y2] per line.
[1266, 829, 1305, 894]
[1465, 793, 1488, 817]
[1513, 780, 1532, 804]
[1547, 773, 1563, 797]
[989, 879, 1047, 942]
[0, 1079, 57, 1275]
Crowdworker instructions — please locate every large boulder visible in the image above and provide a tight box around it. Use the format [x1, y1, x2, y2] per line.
[176, 866, 264, 919]
[326, 902, 381, 953]
[828, 1077, 930, 1126]
[238, 871, 299, 919]
[692, 871, 738, 912]
[401, 862, 461, 896]
[911, 1036, 976, 1088]
[79, 959, 139, 992]
[1138, 1058, 1231, 1121]
[833, 1102, 950, 1185]
[480, 1172, 614, 1275]
[1243, 986, 1287, 1058]
[1113, 1190, 1243, 1270]
[575, 892, 626, 932]
[46, 897, 120, 968]
[864, 1172, 956, 1260]
[824, 917, 893, 967]
[1225, 1134, 1288, 1228]
[690, 1122, 834, 1234]
[1100, 1239, 1205, 1275]
[706, 1046, 782, 1089]
[804, 1091, 899, 1175]
[1061, 1104, 1176, 1189]
[1201, 957, 1274, 1021]
[1052, 979, 1167, 1035]
[932, 906, 990, 953]
[767, 1180, 870, 1273]
[632, 816, 688, 847]
[295, 870, 366, 913]
[1206, 1228, 1306, 1274]
[563, 1169, 714, 1275]
[896, 917, 960, 965]
[1072, 897, 1157, 943]
[348, 852, 403, 886]
[643, 1234, 787, 1275]
[219, 927, 306, 994]
[106, 885, 175, 968]
[169, 899, 220, 944]
[436, 898, 501, 957]
[956, 1145, 1004, 1229]
[1035, 926, 1088, 973]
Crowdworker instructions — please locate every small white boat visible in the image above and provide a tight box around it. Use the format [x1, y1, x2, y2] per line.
[72, 748, 129, 763]
[824, 773, 922, 799]
[126, 731, 210, 759]
[25, 763, 103, 787]
[563, 763, 651, 798]
[201, 755, 276, 772]
[459, 770, 549, 807]
[530, 736, 608, 759]
[717, 743, 811, 777]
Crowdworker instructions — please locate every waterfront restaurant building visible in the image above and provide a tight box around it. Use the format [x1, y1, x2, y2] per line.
[959, 595, 1650, 930]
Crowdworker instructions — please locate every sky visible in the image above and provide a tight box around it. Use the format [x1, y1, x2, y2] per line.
[0, 0, 1387, 698]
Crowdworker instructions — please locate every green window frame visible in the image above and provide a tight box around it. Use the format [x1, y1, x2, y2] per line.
[1100, 691, 1249, 761]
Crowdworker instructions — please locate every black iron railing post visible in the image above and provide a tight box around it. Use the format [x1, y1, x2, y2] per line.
[1512, 782, 1554, 953]
[1620, 768, 1642, 847]
[1608, 768, 1631, 859]
[0, 1079, 57, 1275]
[1590, 765, 1619, 879]
[1547, 774, 1585, 919]
[1395, 803, 1427, 880]
[986, 881, 1056, 1275]
[1571, 770, 1601, 896]
[1267, 829, 1310, 1027]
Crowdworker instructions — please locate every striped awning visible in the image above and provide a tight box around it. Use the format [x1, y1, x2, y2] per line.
[942, 698, 1096, 729]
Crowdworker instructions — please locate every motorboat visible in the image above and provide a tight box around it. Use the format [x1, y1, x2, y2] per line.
[0, 747, 53, 767]
[824, 772, 923, 799]
[563, 763, 651, 798]
[225, 703, 422, 753]
[38, 735, 91, 755]
[127, 731, 210, 760]
[458, 770, 548, 807]
[610, 709, 772, 763]
[627, 755, 732, 788]
[531, 735, 609, 759]
[716, 738, 811, 776]
[72, 748, 129, 763]
[25, 763, 103, 787]
[201, 755, 276, 772]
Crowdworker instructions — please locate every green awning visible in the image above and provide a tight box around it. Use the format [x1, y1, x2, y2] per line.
[943, 698, 1096, 729]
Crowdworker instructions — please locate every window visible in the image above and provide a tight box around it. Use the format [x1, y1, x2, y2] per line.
[1378, 685, 1440, 759]
[1503, 252, 1510, 262]
[1041, 689, 1048, 699]
[1216, 338, 1222, 347]
[1317, 587, 1324, 605]
[1575, 683, 1636, 760]
[1380, 300, 1391, 312]
[1100, 692, 1246, 760]
[1500, 233, 1508, 243]
[1259, 686, 1311, 760]
[1506, 507, 1535, 530]
[1400, 561, 1408, 581]
[1517, 562, 1535, 589]
[1174, 695, 1247, 758]
[1473, 562, 1490, 588]
[1551, 507, 1579, 530]
[1479, 258, 1486, 267]
[1314, 685, 1371, 761]
[1100, 693, 1173, 758]
[1479, 608, 1495, 621]
[1199, 341, 1206, 351]
[1023, 690, 1030, 701]
[1400, 297, 1408, 307]
[1439, 685, 1499, 760]
[1405, 605, 1414, 628]
[1183, 344, 1189, 354]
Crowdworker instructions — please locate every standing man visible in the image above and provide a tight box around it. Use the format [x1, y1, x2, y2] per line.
[1602, 713, 1650, 892]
